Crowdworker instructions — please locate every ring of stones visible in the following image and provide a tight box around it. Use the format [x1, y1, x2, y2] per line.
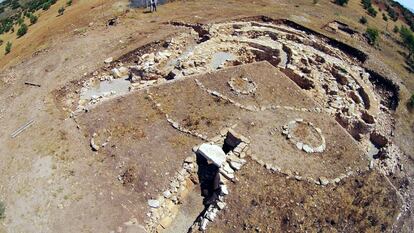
[228, 75, 257, 95]
[282, 119, 326, 153]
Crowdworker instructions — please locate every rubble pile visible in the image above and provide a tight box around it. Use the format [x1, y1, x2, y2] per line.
[144, 128, 250, 232]
[191, 130, 249, 231]
[145, 153, 198, 232]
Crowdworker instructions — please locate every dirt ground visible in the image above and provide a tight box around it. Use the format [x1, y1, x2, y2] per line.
[209, 160, 401, 233]
[0, 0, 413, 233]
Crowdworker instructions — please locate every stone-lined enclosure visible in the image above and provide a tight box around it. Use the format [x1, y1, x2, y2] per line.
[55, 17, 406, 232]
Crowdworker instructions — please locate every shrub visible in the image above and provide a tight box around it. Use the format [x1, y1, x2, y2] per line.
[367, 7, 377, 17]
[67, 0, 72, 6]
[382, 13, 388, 21]
[58, 7, 65, 15]
[400, 26, 414, 58]
[0, 20, 14, 34]
[42, 2, 51, 10]
[386, 4, 399, 21]
[26, 0, 58, 12]
[29, 14, 38, 25]
[360, 16, 368, 24]
[4, 41, 11, 54]
[0, 201, 5, 219]
[335, 0, 349, 6]
[16, 17, 24, 25]
[366, 27, 379, 45]
[17, 23, 28, 37]
[0, 39, 3, 45]
[393, 25, 399, 33]
[410, 94, 414, 107]
[362, 0, 371, 9]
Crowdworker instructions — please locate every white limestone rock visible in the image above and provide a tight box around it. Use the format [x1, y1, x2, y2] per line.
[112, 67, 130, 79]
[197, 143, 226, 167]
[319, 177, 329, 186]
[104, 57, 113, 64]
[220, 184, 229, 195]
[148, 199, 160, 208]
[302, 144, 314, 153]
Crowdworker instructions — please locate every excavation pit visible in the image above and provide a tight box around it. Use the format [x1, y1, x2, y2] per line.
[53, 16, 405, 233]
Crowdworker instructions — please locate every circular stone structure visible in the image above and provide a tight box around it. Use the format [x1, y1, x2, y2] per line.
[228, 75, 257, 95]
[282, 119, 326, 153]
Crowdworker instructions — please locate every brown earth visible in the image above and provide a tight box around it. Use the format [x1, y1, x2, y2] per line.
[209, 160, 402, 233]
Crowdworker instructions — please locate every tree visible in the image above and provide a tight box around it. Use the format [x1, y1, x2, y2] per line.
[368, 7, 377, 17]
[360, 16, 368, 24]
[58, 7, 65, 16]
[16, 23, 28, 37]
[335, 0, 349, 6]
[5, 41, 12, 54]
[399, 26, 414, 58]
[366, 27, 379, 45]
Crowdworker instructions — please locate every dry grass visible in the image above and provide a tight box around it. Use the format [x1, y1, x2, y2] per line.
[210, 160, 401, 232]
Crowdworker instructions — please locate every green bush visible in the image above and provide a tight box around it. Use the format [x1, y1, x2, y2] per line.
[366, 27, 379, 45]
[26, 0, 59, 12]
[362, 0, 371, 9]
[29, 14, 38, 25]
[360, 16, 368, 24]
[335, 0, 349, 6]
[58, 7, 65, 15]
[16, 17, 24, 25]
[0, 20, 14, 34]
[393, 25, 399, 33]
[410, 94, 414, 107]
[4, 41, 11, 54]
[0, 201, 5, 219]
[67, 0, 72, 6]
[42, 2, 51, 10]
[386, 4, 399, 21]
[400, 26, 414, 58]
[17, 23, 28, 37]
[368, 7, 377, 17]
[382, 13, 388, 21]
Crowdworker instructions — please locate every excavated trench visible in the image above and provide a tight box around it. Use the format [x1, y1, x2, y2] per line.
[366, 69, 399, 111]
[63, 16, 406, 232]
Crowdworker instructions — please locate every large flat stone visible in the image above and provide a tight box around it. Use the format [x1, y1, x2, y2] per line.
[197, 143, 226, 167]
